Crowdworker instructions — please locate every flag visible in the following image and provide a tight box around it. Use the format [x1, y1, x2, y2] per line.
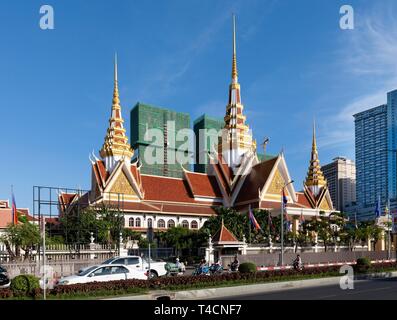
[299, 210, 305, 231]
[282, 189, 288, 206]
[375, 196, 381, 219]
[285, 219, 292, 232]
[354, 211, 358, 229]
[248, 206, 262, 232]
[11, 191, 18, 225]
[299, 210, 305, 223]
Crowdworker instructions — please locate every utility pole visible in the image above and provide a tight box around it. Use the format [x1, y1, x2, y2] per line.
[281, 180, 294, 266]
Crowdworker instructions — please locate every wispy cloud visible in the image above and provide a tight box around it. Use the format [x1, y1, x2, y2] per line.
[320, 1, 397, 151]
[135, 7, 239, 100]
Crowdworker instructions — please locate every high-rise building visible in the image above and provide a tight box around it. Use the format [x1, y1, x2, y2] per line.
[354, 100, 391, 220]
[322, 157, 356, 213]
[130, 102, 192, 178]
[193, 114, 225, 173]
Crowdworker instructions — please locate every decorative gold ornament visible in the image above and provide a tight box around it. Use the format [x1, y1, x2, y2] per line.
[100, 54, 134, 159]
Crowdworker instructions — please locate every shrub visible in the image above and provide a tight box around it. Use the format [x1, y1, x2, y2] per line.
[10, 275, 40, 297]
[0, 288, 13, 299]
[238, 262, 257, 273]
[354, 257, 372, 273]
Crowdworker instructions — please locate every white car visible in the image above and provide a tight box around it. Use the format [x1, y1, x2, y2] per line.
[57, 264, 147, 286]
[79, 256, 167, 278]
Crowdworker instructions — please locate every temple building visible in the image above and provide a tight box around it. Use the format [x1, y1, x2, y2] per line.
[59, 17, 335, 234]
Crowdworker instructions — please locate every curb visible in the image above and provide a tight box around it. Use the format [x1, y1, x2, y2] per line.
[105, 270, 397, 300]
[257, 259, 396, 271]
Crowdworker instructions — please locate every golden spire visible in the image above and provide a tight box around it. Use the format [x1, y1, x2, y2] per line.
[305, 120, 326, 191]
[100, 54, 134, 161]
[231, 14, 238, 82]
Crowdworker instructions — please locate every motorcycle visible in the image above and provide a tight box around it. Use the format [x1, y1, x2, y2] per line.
[165, 262, 186, 276]
[293, 260, 304, 271]
[228, 261, 239, 272]
[192, 265, 210, 276]
[209, 263, 224, 275]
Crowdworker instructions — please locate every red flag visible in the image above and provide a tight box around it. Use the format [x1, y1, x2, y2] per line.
[12, 192, 18, 225]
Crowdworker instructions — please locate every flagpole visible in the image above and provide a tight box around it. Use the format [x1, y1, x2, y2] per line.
[281, 180, 294, 266]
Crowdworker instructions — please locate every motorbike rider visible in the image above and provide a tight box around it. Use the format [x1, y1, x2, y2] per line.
[175, 257, 182, 271]
[198, 259, 207, 274]
[230, 255, 239, 271]
[293, 254, 303, 271]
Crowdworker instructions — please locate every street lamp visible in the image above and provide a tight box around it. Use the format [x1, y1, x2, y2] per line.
[281, 180, 294, 266]
[387, 149, 397, 260]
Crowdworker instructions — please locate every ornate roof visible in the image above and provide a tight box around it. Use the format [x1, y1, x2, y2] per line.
[212, 220, 239, 243]
[305, 122, 326, 190]
[99, 55, 134, 160]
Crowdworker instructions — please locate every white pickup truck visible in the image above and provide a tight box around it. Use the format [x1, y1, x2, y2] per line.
[79, 256, 167, 279]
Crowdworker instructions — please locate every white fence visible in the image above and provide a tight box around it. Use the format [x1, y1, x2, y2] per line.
[0, 243, 118, 263]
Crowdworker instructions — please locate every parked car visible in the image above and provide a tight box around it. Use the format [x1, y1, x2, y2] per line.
[78, 256, 167, 278]
[57, 264, 147, 286]
[0, 265, 10, 288]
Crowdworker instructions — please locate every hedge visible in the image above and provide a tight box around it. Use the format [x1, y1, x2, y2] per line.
[1, 261, 396, 299]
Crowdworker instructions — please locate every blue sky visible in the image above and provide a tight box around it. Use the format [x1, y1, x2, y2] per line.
[1, 0, 397, 210]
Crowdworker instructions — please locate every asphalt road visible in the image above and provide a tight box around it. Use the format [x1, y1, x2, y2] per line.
[212, 277, 397, 300]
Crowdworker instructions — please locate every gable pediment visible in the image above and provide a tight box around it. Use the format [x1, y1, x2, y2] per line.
[110, 170, 136, 196]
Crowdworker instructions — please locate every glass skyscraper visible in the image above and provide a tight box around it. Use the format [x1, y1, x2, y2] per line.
[354, 89, 397, 220]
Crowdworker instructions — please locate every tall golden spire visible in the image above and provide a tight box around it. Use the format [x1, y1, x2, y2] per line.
[305, 120, 326, 193]
[218, 14, 256, 166]
[231, 14, 238, 82]
[100, 54, 134, 163]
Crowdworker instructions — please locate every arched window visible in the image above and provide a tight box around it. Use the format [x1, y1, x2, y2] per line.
[167, 219, 175, 228]
[190, 220, 198, 229]
[135, 217, 141, 228]
[147, 218, 153, 228]
[181, 220, 189, 228]
[157, 219, 165, 228]
[129, 218, 134, 227]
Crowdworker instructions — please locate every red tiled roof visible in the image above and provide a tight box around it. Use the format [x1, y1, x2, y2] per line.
[184, 172, 222, 198]
[0, 208, 12, 228]
[96, 160, 109, 185]
[141, 175, 196, 203]
[235, 157, 279, 204]
[130, 164, 142, 187]
[295, 192, 312, 208]
[219, 158, 233, 183]
[212, 223, 239, 242]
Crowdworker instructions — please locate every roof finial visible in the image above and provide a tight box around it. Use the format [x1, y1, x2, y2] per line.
[113, 53, 119, 106]
[231, 14, 238, 82]
[305, 118, 326, 191]
[312, 118, 317, 151]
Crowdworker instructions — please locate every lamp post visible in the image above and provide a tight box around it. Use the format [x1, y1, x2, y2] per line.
[281, 180, 294, 266]
[387, 149, 397, 260]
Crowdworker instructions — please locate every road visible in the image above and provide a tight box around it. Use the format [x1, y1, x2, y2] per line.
[211, 277, 397, 300]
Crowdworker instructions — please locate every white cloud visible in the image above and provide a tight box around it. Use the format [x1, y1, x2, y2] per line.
[320, 2, 397, 151]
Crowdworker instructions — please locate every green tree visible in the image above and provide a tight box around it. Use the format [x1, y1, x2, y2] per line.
[0, 222, 40, 261]
[59, 204, 124, 245]
[201, 207, 274, 244]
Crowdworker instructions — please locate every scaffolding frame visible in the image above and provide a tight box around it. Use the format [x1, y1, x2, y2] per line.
[33, 186, 126, 258]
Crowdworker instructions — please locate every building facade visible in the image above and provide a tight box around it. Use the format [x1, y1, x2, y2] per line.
[60, 17, 335, 235]
[193, 114, 225, 173]
[130, 102, 192, 178]
[354, 90, 397, 220]
[322, 157, 356, 213]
